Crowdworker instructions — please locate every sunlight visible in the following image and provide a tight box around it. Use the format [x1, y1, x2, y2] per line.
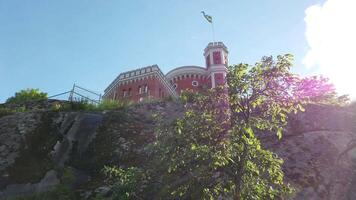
[303, 0, 356, 98]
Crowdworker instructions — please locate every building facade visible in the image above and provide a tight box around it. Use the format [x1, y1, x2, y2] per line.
[103, 42, 229, 102]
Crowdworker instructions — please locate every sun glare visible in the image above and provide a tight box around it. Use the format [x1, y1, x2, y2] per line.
[303, 0, 356, 98]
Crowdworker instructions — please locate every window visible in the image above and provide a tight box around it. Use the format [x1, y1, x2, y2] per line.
[173, 83, 178, 89]
[192, 81, 199, 87]
[206, 54, 211, 67]
[128, 88, 132, 96]
[123, 89, 127, 97]
[138, 86, 142, 94]
[144, 84, 148, 93]
[213, 51, 221, 64]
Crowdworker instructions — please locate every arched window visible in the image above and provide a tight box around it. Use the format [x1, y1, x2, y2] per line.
[144, 84, 148, 93]
[123, 89, 127, 97]
[138, 86, 142, 94]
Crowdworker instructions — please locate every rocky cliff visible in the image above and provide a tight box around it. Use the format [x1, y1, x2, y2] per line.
[0, 101, 355, 199]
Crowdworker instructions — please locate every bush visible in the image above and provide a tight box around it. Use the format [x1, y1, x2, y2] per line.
[100, 166, 145, 200]
[6, 89, 47, 104]
[0, 106, 26, 118]
[0, 107, 15, 118]
[96, 99, 127, 111]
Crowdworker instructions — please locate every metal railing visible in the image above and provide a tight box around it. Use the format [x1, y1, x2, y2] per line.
[48, 84, 102, 104]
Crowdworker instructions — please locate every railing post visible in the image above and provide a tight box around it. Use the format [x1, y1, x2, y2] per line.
[69, 84, 75, 102]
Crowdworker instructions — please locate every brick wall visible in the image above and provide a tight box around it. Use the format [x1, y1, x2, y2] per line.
[171, 75, 207, 94]
[107, 76, 170, 102]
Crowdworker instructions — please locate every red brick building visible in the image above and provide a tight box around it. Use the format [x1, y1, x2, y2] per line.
[103, 42, 228, 102]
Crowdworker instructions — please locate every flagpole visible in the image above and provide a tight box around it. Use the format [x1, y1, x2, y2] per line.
[211, 22, 215, 42]
[201, 11, 215, 42]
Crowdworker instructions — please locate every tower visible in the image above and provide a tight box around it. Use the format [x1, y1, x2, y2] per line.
[204, 42, 228, 88]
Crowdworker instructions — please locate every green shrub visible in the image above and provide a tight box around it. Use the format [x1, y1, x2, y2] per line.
[0, 106, 26, 118]
[101, 166, 145, 200]
[0, 107, 15, 118]
[96, 99, 126, 111]
[6, 89, 47, 104]
[70, 101, 96, 111]
[51, 99, 131, 112]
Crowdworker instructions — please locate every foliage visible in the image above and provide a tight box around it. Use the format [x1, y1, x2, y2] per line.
[96, 99, 127, 110]
[95, 54, 337, 199]
[152, 87, 294, 199]
[0, 106, 26, 118]
[6, 88, 47, 104]
[293, 75, 349, 105]
[50, 99, 131, 112]
[101, 166, 147, 200]
[148, 54, 326, 199]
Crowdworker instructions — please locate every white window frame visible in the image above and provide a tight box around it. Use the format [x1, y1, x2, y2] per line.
[192, 81, 199, 87]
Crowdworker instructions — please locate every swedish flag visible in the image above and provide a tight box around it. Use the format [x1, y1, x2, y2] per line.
[201, 11, 213, 23]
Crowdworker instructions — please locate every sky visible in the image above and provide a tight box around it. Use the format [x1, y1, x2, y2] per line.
[1, 0, 355, 102]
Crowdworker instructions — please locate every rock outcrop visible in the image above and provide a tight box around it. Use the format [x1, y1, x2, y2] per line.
[261, 104, 356, 200]
[0, 101, 355, 199]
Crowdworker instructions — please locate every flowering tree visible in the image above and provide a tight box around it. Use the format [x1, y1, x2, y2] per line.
[293, 75, 348, 105]
[104, 54, 338, 200]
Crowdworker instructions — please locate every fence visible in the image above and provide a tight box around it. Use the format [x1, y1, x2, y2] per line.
[48, 84, 102, 104]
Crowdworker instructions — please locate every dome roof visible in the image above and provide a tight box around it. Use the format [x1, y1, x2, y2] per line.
[166, 66, 206, 80]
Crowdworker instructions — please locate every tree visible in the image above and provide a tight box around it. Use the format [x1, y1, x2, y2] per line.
[225, 55, 301, 199]
[293, 75, 349, 105]
[105, 54, 337, 199]
[6, 88, 47, 104]
[149, 55, 308, 199]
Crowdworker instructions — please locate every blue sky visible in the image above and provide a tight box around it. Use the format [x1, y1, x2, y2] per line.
[0, 0, 326, 102]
